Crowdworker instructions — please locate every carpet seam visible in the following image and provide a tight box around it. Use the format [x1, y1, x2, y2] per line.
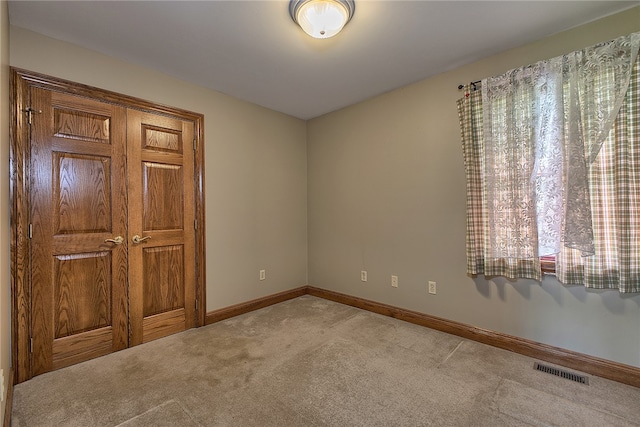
[114, 400, 199, 427]
[437, 340, 465, 368]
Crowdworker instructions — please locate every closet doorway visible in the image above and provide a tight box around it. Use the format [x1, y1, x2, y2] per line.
[11, 69, 206, 383]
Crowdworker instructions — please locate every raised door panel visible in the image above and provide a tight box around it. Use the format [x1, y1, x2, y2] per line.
[30, 88, 128, 375]
[143, 245, 185, 317]
[54, 252, 112, 336]
[128, 110, 196, 346]
[143, 162, 183, 231]
[54, 153, 112, 234]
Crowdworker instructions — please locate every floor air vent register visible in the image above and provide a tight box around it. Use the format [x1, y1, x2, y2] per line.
[534, 362, 589, 385]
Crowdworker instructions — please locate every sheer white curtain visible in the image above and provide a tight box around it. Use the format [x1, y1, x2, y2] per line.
[557, 55, 640, 293]
[481, 32, 640, 260]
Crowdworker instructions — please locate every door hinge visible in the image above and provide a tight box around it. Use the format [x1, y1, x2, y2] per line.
[195, 299, 198, 310]
[22, 107, 42, 125]
[28, 223, 33, 239]
[194, 219, 198, 230]
[193, 139, 197, 151]
[30, 338, 33, 353]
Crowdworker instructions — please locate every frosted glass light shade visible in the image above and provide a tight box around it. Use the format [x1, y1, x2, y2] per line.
[290, 0, 355, 39]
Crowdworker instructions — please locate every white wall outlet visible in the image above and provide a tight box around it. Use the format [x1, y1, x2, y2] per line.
[361, 270, 367, 282]
[391, 275, 398, 288]
[428, 281, 437, 294]
[259, 269, 266, 281]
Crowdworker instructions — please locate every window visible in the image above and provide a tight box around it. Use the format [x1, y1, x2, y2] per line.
[458, 32, 640, 293]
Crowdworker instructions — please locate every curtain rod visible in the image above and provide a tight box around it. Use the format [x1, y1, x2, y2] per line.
[457, 80, 480, 90]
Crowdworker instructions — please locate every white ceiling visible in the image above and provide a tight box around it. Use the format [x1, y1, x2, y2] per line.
[8, 1, 640, 119]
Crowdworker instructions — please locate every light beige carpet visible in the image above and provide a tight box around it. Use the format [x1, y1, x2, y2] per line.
[11, 295, 640, 426]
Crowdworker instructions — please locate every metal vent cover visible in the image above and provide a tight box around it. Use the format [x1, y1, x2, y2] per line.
[534, 362, 589, 385]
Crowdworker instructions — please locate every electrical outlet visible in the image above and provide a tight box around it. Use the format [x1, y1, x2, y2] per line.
[391, 275, 398, 288]
[0, 368, 4, 402]
[259, 269, 266, 281]
[361, 270, 367, 282]
[428, 281, 437, 294]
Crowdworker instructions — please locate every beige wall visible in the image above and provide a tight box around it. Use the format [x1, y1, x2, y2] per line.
[1, 0, 9, 419]
[9, 26, 309, 311]
[308, 7, 640, 367]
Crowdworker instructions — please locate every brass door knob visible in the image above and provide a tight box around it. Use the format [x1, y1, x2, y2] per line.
[104, 236, 124, 245]
[132, 234, 151, 244]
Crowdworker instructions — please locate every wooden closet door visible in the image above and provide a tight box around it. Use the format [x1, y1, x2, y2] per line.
[29, 88, 129, 375]
[127, 110, 196, 345]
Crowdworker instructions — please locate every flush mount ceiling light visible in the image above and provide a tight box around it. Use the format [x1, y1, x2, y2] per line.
[289, 0, 355, 39]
